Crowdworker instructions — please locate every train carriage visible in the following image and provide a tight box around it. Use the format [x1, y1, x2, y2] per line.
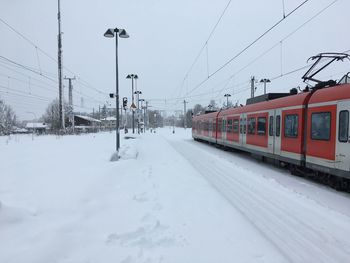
[192, 53, 350, 190]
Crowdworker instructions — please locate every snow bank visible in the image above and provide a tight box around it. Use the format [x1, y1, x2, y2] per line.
[110, 136, 139, 161]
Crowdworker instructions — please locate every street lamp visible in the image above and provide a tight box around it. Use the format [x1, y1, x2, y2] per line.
[104, 27, 129, 158]
[139, 99, 145, 133]
[224, 94, 231, 108]
[260, 78, 271, 95]
[134, 90, 142, 134]
[126, 74, 138, 134]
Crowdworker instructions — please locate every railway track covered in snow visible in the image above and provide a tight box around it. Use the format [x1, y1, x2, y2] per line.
[168, 138, 350, 263]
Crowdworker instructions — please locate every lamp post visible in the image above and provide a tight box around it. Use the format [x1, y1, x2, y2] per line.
[26, 111, 36, 140]
[134, 90, 142, 134]
[224, 94, 231, 108]
[104, 27, 129, 155]
[139, 98, 145, 133]
[260, 78, 271, 95]
[126, 74, 138, 134]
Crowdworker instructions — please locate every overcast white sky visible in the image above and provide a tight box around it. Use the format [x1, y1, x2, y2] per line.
[1, 0, 349, 120]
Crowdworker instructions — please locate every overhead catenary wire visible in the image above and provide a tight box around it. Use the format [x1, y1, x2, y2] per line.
[171, 0, 233, 100]
[0, 59, 106, 105]
[184, 0, 311, 97]
[180, 0, 338, 103]
[0, 16, 105, 95]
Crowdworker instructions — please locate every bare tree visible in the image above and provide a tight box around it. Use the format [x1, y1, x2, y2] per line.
[42, 99, 69, 131]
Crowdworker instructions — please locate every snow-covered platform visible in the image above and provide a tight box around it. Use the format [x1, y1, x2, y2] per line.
[0, 129, 350, 263]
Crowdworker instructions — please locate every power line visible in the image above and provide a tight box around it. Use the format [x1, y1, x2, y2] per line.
[0, 59, 105, 104]
[0, 55, 57, 83]
[0, 16, 105, 95]
[172, 0, 233, 100]
[185, 0, 311, 96]
[184, 0, 233, 78]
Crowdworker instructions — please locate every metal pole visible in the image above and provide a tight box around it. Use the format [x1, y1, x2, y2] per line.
[183, 100, 187, 129]
[145, 101, 148, 131]
[115, 33, 120, 152]
[57, 0, 64, 131]
[251, 76, 255, 98]
[132, 76, 135, 134]
[137, 92, 140, 134]
[264, 81, 266, 95]
[65, 76, 75, 133]
[226, 96, 229, 108]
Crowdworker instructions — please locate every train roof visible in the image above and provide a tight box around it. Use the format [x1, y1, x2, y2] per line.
[219, 91, 311, 117]
[308, 83, 350, 104]
[193, 83, 350, 121]
[193, 111, 219, 120]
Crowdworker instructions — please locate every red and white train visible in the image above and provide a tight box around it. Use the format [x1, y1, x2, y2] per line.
[192, 53, 350, 191]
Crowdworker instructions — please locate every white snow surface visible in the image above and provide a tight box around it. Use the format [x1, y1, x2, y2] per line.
[0, 129, 350, 263]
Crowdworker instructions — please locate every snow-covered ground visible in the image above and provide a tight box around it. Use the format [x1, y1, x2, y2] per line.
[0, 128, 350, 263]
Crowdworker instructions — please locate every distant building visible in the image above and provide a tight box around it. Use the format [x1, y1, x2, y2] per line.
[12, 127, 28, 134]
[74, 115, 101, 132]
[25, 123, 48, 134]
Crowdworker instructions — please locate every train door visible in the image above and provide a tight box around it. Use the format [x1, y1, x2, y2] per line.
[274, 109, 282, 156]
[240, 114, 247, 146]
[268, 110, 275, 154]
[222, 117, 227, 141]
[335, 101, 350, 171]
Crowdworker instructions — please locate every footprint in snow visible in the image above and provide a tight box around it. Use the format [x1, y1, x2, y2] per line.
[133, 192, 149, 203]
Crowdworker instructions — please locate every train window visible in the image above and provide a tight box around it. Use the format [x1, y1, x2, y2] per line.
[222, 119, 226, 132]
[248, 117, 256, 134]
[276, 115, 281, 137]
[284, 114, 298, 138]
[243, 118, 247, 134]
[339, 110, 349, 142]
[218, 119, 222, 132]
[213, 121, 216, 132]
[233, 119, 239, 133]
[257, 117, 267, 135]
[269, 116, 274, 136]
[311, 112, 331, 141]
[227, 119, 233, 132]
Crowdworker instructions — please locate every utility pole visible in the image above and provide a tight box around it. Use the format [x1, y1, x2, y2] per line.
[183, 100, 188, 129]
[145, 101, 149, 132]
[64, 76, 75, 133]
[98, 105, 101, 131]
[250, 76, 255, 98]
[57, 0, 65, 130]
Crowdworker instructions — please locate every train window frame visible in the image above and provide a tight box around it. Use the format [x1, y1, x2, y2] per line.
[257, 117, 267, 135]
[339, 110, 349, 143]
[311, 112, 331, 141]
[276, 115, 281, 137]
[222, 119, 226, 132]
[243, 118, 247, 134]
[284, 114, 298, 138]
[233, 119, 239, 133]
[269, 116, 274, 136]
[218, 119, 222, 132]
[227, 119, 233, 133]
[248, 117, 256, 134]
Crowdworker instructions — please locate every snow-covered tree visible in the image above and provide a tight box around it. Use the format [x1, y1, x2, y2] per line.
[0, 99, 17, 135]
